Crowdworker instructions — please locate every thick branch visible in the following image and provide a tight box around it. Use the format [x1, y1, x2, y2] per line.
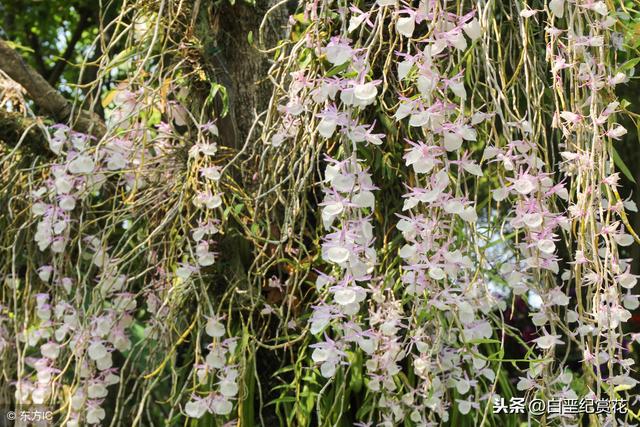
[0, 109, 48, 154]
[0, 38, 105, 138]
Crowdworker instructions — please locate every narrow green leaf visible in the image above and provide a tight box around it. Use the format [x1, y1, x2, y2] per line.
[612, 146, 636, 184]
[325, 61, 349, 77]
[618, 57, 640, 73]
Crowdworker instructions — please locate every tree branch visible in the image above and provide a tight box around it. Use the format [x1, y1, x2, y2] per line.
[24, 26, 49, 77]
[0, 38, 106, 138]
[0, 109, 48, 154]
[48, 8, 92, 86]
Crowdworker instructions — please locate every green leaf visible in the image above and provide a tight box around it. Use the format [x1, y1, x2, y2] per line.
[240, 325, 255, 426]
[149, 108, 162, 126]
[204, 82, 229, 117]
[617, 57, 640, 73]
[105, 46, 137, 72]
[325, 61, 349, 77]
[267, 396, 298, 406]
[621, 99, 631, 110]
[250, 222, 261, 236]
[612, 146, 636, 184]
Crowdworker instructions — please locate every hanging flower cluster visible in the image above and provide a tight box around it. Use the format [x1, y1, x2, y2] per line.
[484, 111, 575, 415]
[20, 80, 237, 424]
[383, 4, 502, 423]
[544, 0, 638, 422]
[188, 122, 223, 268]
[26, 105, 143, 423]
[257, 0, 640, 425]
[0, 2, 241, 426]
[183, 121, 240, 420]
[184, 316, 239, 418]
[310, 155, 378, 377]
[310, 32, 383, 380]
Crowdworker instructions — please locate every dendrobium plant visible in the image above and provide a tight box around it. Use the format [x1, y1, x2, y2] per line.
[1, 0, 639, 426]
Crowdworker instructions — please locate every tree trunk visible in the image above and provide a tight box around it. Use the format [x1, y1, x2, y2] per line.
[202, 0, 289, 149]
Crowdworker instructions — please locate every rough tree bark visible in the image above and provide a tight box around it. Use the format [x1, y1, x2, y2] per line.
[204, 0, 289, 148]
[183, 0, 290, 301]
